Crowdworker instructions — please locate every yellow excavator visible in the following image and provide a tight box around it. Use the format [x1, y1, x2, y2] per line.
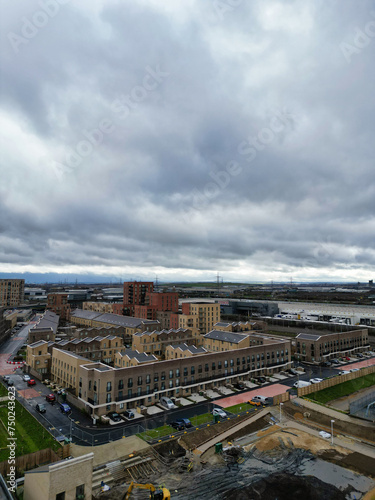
[122, 481, 171, 499]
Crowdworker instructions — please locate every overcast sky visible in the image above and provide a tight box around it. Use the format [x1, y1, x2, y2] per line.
[1, 0, 375, 283]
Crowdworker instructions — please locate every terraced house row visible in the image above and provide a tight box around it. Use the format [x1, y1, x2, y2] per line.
[76, 335, 292, 416]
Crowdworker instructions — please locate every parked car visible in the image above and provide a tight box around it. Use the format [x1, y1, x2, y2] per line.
[6, 379, 14, 386]
[3, 375, 10, 382]
[350, 368, 359, 372]
[212, 408, 227, 418]
[331, 359, 340, 364]
[107, 411, 122, 422]
[293, 380, 311, 388]
[160, 396, 176, 409]
[36, 403, 46, 413]
[180, 418, 192, 428]
[123, 410, 135, 419]
[234, 382, 245, 390]
[170, 420, 185, 431]
[46, 394, 56, 403]
[309, 378, 323, 384]
[59, 403, 71, 414]
[344, 357, 351, 361]
[288, 368, 299, 375]
[23, 375, 31, 382]
[339, 370, 350, 375]
[255, 376, 267, 384]
[27, 379, 36, 386]
[321, 361, 331, 367]
[356, 353, 364, 358]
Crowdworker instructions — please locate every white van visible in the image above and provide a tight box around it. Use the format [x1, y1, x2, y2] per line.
[251, 395, 268, 404]
[160, 396, 176, 409]
[293, 380, 311, 388]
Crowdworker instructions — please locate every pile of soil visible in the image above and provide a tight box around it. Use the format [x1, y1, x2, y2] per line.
[223, 472, 348, 500]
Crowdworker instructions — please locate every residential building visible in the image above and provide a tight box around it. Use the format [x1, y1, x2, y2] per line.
[0, 308, 8, 344]
[165, 343, 208, 359]
[132, 328, 201, 357]
[24, 453, 93, 500]
[47, 293, 71, 321]
[203, 330, 251, 351]
[77, 337, 291, 416]
[70, 310, 160, 339]
[3, 310, 17, 329]
[51, 348, 94, 393]
[213, 320, 267, 332]
[171, 301, 220, 335]
[26, 340, 51, 378]
[123, 281, 154, 316]
[114, 349, 158, 368]
[28, 310, 59, 343]
[27, 335, 124, 380]
[295, 329, 369, 362]
[83, 301, 117, 314]
[0, 279, 24, 307]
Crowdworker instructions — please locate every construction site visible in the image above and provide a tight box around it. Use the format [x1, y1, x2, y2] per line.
[87, 397, 375, 500]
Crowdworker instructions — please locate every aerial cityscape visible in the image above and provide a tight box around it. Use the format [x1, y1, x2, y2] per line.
[1, 0, 375, 499]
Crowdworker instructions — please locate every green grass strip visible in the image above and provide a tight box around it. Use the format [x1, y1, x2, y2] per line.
[308, 373, 375, 405]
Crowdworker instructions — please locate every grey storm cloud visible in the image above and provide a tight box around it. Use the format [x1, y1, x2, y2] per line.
[1, 0, 375, 282]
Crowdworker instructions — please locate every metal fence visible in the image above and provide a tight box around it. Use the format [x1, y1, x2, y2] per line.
[349, 391, 375, 420]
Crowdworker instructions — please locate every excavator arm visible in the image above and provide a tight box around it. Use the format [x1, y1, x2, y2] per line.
[123, 481, 171, 500]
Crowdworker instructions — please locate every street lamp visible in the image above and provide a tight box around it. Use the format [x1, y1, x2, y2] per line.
[331, 419, 335, 446]
[279, 402, 283, 424]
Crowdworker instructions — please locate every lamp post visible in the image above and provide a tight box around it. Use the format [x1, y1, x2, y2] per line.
[279, 402, 283, 424]
[331, 419, 335, 446]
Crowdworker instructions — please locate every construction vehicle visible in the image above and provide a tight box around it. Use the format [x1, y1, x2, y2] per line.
[122, 481, 171, 499]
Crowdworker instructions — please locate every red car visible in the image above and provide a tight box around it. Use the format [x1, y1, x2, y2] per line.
[27, 379, 36, 386]
[344, 356, 351, 361]
[46, 394, 56, 402]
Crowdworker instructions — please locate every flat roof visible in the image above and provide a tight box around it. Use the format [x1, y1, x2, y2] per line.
[204, 330, 249, 344]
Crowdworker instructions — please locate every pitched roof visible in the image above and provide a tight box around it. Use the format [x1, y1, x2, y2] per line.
[203, 330, 249, 344]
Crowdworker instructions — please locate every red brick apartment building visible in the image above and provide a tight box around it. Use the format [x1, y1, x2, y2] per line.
[123, 281, 154, 316]
[47, 293, 71, 321]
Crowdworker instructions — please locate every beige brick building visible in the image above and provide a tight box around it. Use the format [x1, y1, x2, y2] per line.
[83, 301, 116, 313]
[115, 349, 157, 368]
[165, 343, 208, 359]
[203, 330, 251, 351]
[0, 279, 24, 307]
[26, 341, 51, 377]
[51, 348, 94, 393]
[295, 329, 369, 362]
[132, 328, 201, 357]
[171, 301, 221, 335]
[77, 337, 291, 416]
[24, 452, 93, 500]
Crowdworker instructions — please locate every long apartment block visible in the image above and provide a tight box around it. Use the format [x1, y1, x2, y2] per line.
[76, 337, 291, 416]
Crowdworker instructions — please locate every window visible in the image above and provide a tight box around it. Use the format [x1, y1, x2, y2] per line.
[224, 360, 228, 368]
[154, 373, 159, 382]
[184, 367, 188, 376]
[106, 393, 111, 403]
[161, 371, 166, 380]
[106, 382, 111, 392]
[212, 362, 216, 370]
[176, 368, 180, 377]
[118, 380, 124, 389]
[76, 485, 85, 499]
[169, 370, 173, 379]
[55, 493, 65, 500]
[191, 366, 195, 375]
[146, 374, 151, 384]
[205, 363, 209, 372]
[128, 378, 133, 388]
[198, 365, 202, 374]
[218, 361, 222, 369]
[137, 376, 142, 386]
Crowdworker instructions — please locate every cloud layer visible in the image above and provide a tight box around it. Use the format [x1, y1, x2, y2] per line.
[1, 0, 375, 282]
